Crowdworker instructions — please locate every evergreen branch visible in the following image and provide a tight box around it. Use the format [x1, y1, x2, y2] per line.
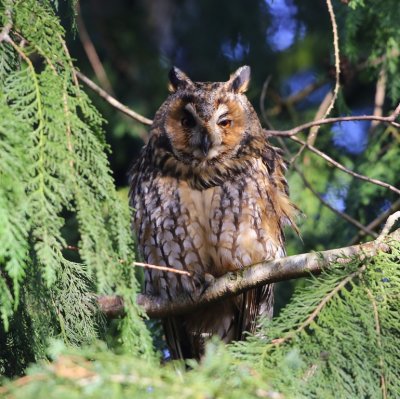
[288, 135, 400, 196]
[365, 287, 387, 399]
[271, 264, 366, 346]
[75, 70, 153, 125]
[98, 229, 400, 319]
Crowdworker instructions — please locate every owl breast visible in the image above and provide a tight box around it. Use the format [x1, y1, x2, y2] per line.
[132, 158, 285, 299]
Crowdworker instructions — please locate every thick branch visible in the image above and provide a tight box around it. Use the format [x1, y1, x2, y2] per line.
[98, 230, 399, 319]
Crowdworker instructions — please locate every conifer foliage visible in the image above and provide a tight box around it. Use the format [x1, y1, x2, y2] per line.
[0, 0, 152, 375]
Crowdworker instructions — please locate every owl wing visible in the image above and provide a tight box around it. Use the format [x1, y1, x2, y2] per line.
[236, 144, 293, 338]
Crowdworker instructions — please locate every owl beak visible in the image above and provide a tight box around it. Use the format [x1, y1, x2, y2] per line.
[200, 134, 211, 156]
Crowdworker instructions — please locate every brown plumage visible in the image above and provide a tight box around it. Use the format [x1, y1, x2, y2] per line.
[129, 66, 296, 359]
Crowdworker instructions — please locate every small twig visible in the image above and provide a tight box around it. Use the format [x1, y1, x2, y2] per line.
[349, 198, 400, 245]
[76, 2, 114, 95]
[271, 264, 366, 346]
[266, 80, 326, 117]
[290, 90, 334, 164]
[287, 135, 400, 196]
[324, 0, 340, 119]
[75, 70, 153, 126]
[369, 68, 387, 134]
[260, 75, 273, 128]
[64, 244, 190, 275]
[294, 165, 377, 239]
[132, 261, 191, 276]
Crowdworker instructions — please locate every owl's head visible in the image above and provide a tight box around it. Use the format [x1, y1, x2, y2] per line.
[153, 66, 263, 167]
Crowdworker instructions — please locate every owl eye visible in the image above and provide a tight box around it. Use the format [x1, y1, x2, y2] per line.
[181, 113, 196, 128]
[218, 119, 232, 128]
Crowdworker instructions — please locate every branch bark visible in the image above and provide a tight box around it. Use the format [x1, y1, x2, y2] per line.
[98, 229, 400, 319]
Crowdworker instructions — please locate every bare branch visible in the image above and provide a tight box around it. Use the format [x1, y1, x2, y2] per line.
[287, 135, 400, 196]
[132, 261, 191, 276]
[369, 68, 387, 133]
[293, 165, 377, 239]
[265, 110, 400, 138]
[349, 198, 400, 245]
[266, 80, 326, 117]
[98, 229, 399, 319]
[75, 70, 153, 125]
[76, 2, 115, 95]
[259, 75, 273, 128]
[324, 0, 340, 119]
[290, 90, 334, 164]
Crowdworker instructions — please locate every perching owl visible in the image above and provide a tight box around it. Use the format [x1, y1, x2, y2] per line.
[129, 66, 295, 359]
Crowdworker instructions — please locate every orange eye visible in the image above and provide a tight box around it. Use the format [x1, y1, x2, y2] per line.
[181, 114, 196, 128]
[218, 119, 232, 128]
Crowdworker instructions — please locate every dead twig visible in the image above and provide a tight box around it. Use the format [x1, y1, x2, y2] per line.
[75, 70, 153, 125]
[369, 68, 387, 134]
[132, 261, 191, 276]
[76, 2, 114, 95]
[287, 135, 400, 196]
[265, 109, 400, 138]
[294, 165, 377, 239]
[324, 0, 340, 119]
[349, 198, 400, 245]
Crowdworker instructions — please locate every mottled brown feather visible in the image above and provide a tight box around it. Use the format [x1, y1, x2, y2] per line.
[129, 66, 296, 359]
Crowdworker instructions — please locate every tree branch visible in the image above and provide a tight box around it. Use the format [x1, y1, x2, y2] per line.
[349, 198, 400, 245]
[76, 2, 115, 96]
[287, 135, 400, 196]
[293, 165, 378, 239]
[265, 109, 400, 137]
[75, 70, 153, 126]
[98, 229, 399, 319]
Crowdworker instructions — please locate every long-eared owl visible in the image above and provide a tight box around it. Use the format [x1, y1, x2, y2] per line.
[129, 66, 296, 359]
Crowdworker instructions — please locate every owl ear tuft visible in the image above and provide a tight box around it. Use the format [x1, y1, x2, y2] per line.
[226, 65, 251, 93]
[168, 66, 193, 92]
